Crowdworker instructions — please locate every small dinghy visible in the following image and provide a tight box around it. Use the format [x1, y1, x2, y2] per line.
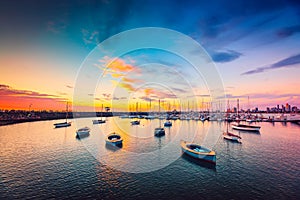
[130, 120, 140, 125]
[164, 121, 172, 127]
[180, 140, 216, 164]
[154, 127, 165, 137]
[93, 119, 106, 124]
[76, 127, 90, 138]
[106, 133, 123, 146]
[223, 133, 241, 143]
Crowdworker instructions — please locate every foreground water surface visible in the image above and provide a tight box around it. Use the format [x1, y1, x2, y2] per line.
[1, 117, 299, 199]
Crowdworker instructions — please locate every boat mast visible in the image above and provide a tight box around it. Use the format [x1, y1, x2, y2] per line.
[202, 98, 204, 114]
[248, 96, 250, 115]
[159, 99, 161, 114]
[139, 102, 142, 113]
[179, 100, 181, 115]
[101, 104, 103, 120]
[237, 99, 239, 119]
[66, 102, 68, 123]
[149, 98, 151, 114]
[159, 99, 161, 127]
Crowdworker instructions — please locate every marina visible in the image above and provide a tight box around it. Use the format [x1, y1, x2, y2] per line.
[1, 117, 299, 199]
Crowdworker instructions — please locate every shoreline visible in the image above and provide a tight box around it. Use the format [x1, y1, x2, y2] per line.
[0, 116, 114, 126]
[0, 112, 115, 127]
[1, 113, 299, 127]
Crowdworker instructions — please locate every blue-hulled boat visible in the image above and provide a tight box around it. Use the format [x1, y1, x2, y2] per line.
[76, 126, 90, 138]
[106, 133, 123, 146]
[93, 119, 106, 124]
[154, 127, 165, 137]
[164, 121, 172, 127]
[131, 120, 140, 125]
[180, 140, 216, 164]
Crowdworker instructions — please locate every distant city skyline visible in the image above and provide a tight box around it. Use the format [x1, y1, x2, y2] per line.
[1, 1, 300, 111]
[0, 100, 298, 113]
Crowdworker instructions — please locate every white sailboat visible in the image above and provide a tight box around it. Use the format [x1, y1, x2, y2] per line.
[131, 102, 140, 125]
[155, 99, 165, 136]
[223, 122, 241, 143]
[93, 104, 106, 124]
[54, 102, 71, 128]
[231, 123, 261, 132]
[162, 99, 172, 127]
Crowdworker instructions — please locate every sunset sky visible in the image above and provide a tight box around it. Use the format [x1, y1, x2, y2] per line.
[0, 0, 300, 111]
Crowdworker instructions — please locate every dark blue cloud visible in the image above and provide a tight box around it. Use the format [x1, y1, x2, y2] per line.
[277, 25, 300, 38]
[211, 50, 242, 63]
[241, 53, 300, 75]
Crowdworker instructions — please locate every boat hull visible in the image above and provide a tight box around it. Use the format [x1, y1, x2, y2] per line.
[232, 125, 260, 132]
[164, 122, 172, 127]
[93, 120, 106, 124]
[154, 128, 165, 136]
[76, 131, 90, 138]
[131, 121, 140, 125]
[223, 135, 241, 143]
[54, 122, 71, 128]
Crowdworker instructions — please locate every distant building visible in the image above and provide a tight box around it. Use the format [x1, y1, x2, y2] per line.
[233, 107, 237, 113]
[292, 106, 298, 112]
[285, 103, 291, 112]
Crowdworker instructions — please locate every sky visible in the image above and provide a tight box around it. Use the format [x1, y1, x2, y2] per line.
[0, 0, 300, 111]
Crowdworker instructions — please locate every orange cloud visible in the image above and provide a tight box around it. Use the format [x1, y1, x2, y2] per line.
[122, 77, 141, 83]
[143, 88, 177, 99]
[96, 56, 140, 78]
[118, 82, 136, 92]
[108, 58, 135, 72]
[111, 73, 124, 78]
[144, 88, 155, 96]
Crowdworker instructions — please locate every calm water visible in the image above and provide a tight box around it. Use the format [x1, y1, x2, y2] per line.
[1, 117, 300, 199]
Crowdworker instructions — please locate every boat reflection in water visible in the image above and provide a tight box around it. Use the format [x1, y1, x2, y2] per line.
[181, 153, 216, 171]
[105, 143, 123, 151]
